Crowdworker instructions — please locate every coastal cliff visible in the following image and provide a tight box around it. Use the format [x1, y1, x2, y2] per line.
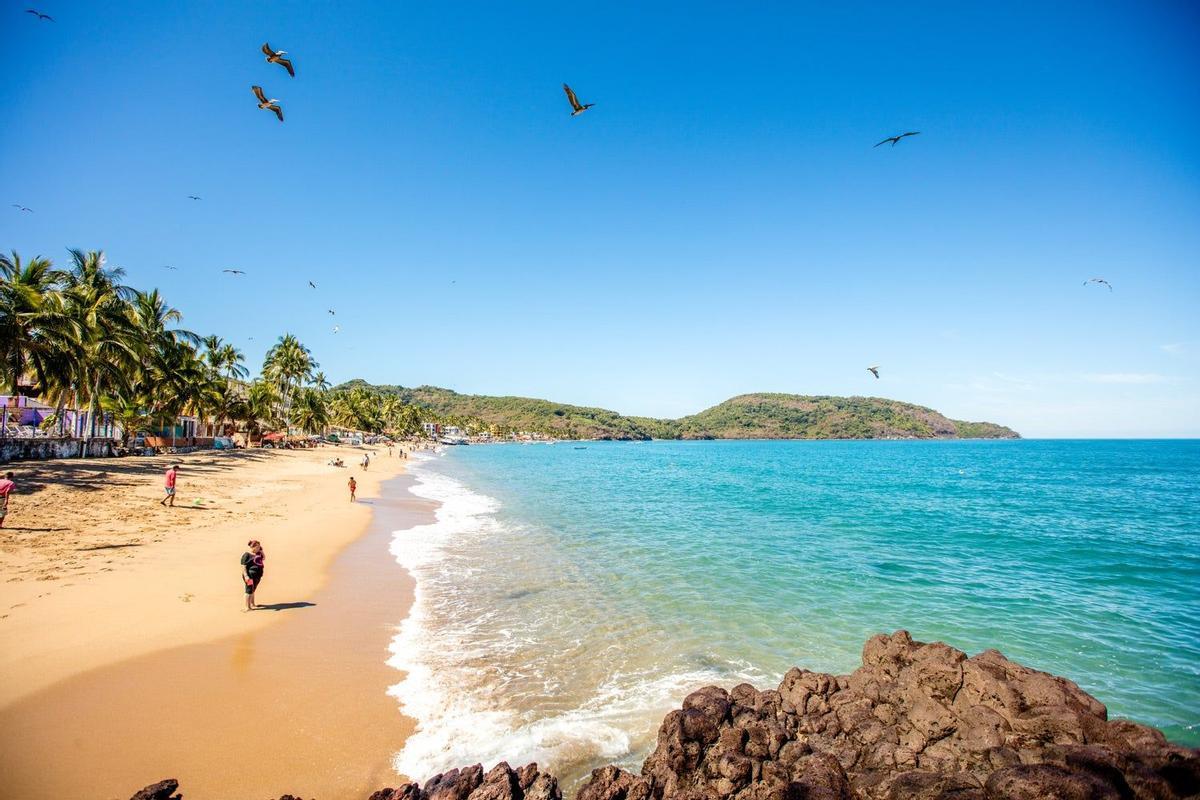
[340, 381, 1020, 441]
[129, 631, 1197, 800]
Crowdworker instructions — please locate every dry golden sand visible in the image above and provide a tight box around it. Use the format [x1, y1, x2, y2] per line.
[0, 445, 427, 799]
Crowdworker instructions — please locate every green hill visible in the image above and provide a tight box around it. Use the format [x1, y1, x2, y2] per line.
[337, 380, 1019, 440]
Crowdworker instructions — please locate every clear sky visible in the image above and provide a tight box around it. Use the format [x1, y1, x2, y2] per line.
[2, 1, 1198, 437]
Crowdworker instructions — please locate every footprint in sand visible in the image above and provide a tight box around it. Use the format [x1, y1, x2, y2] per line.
[179, 593, 195, 603]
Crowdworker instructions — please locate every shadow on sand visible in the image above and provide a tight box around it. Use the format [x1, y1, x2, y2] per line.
[254, 601, 316, 612]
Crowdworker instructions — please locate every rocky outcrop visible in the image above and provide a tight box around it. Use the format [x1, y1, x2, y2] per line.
[593, 631, 1199, 800]
[125, 632, 1198, 800]
[125, 762, 563, 800]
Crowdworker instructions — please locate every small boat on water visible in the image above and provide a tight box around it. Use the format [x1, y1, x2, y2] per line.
[574, 446, 588, 450]
[439, 435, 468, 445]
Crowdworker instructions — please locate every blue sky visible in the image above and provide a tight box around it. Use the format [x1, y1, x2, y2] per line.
[2, 1, 1198, 436]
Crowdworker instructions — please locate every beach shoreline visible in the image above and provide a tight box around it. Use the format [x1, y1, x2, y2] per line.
[0, 446, 431, 799]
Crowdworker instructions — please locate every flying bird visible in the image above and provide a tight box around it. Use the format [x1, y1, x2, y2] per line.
[162, 265, 178, 271]
[327, 309, 336, 315]
[251, 85, 283, 122]
[262, 43, 295, 77]
[563, 83, 594, 116]
[874, 131, 920, 147]
[25, 9, 54, 21]
[187, 195, 202, 200]
[222, 269, 245, 275]
[332, 325, 340, 334]
[867, 366, 880, 379]
[11, 204, 33, 212]
[308, 281, 317, 289]
[1084, 278, 1112, 291]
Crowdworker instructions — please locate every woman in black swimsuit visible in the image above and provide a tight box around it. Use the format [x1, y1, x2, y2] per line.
[241, 540, 265, 611]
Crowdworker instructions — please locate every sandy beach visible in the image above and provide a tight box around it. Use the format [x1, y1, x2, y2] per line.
[0, 445, 428, 799]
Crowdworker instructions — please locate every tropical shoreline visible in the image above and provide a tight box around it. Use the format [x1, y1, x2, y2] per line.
[0, 445, 429, 799]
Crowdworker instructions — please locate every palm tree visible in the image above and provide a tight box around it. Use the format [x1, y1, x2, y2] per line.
[263, 333, 316, 431]
[291, 387, 330, 435]
[61, 249, 138, 452]
[0, 251, 74, 396]
[311, 371, 330, 392]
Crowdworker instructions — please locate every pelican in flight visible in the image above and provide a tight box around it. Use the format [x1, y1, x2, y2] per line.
[261, 43, 295, 77]
[563, 83, 594, 116]
[251, 86, 283, 122]
[867, 365, 880, 379]
[223, 269, 245, 275]
[25, 9, 53, 21]
[1084, 278, 1112, 291]
[874, 131, 920, 147]
[308, 281, 317, 289]
[11, 204, 33, 212]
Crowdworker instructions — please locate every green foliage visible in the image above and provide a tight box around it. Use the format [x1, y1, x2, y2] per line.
[334, 383, 1019, 440]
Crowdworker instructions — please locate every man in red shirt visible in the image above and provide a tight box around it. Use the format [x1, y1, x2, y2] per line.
[0, 472, 14, 528]
[160, 464, 179, 507]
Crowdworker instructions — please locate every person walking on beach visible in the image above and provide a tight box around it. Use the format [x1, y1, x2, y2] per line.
[241, 540, 265, 611]
[361, 453, 370, 471]
[160, 464, 179, 507]
[348, 476, 357, 502]
[0, 472, 14, 529]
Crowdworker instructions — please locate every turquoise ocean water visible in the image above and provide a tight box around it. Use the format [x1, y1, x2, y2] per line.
[387, 440, 1199, 789]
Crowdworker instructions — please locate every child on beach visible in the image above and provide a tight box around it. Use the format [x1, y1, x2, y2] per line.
[159, 464, 179, 507]
[240, 540, 265, 611]
[0, 472, 14, 528]
[348, 476, 357, 502]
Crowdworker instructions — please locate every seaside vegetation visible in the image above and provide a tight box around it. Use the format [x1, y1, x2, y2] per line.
[336, 382, 1020, 440]
[3, 249, 1017, 444]
[0, 250, 434, 443]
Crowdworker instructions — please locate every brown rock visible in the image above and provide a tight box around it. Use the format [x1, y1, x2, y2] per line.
[129, 780, 182, 800]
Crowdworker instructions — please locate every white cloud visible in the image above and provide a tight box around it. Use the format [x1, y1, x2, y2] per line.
[1160, 342, 1187, 355]
[1080, 373, 1168, 384]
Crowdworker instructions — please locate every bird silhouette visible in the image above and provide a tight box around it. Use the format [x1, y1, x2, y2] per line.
[187, 195, 202, 200]
[222, 269, 245, 275]
[874, 131, 920, 147]
[563, 83, 594, 116]
[308, 281, 317, 289]
[327, 309, 336, 316]
[25, 9, 53, 21]
[1084, 278, 1112, 291]
[262, 43, 295, 77]
[162, 265, 178, 271]
[332, 325, 340, 334]
[251, 85, 283, 122]
[867, 366, 880, 379]
[11, 204, 33, 212]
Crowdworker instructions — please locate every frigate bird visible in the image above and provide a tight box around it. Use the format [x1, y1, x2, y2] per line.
[308, 281, 317, 289]
[11, 204, 33, 212]
[563, 83, 594, 116]
[25, 9, 53, 21]
[874, 131, 920, 147]
[222, 269, 245, 275]
[251, 85, 283, 122]
[1084, 278, 1112, 291]
[867, 366, 880, 379]
[261, 43, 295, 77]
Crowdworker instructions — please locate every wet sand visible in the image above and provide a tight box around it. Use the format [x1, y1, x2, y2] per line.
[0, 473, 430, 800]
